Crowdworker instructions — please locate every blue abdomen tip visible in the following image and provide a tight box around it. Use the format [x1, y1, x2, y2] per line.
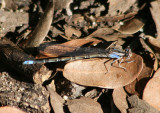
[23, 60, 34, 64]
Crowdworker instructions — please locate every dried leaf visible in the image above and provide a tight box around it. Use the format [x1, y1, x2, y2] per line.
[85, 27, 132, 45]
[116, 18, 144, 34]
[47, 86, 65, 113]
[153, 68, 160, 78]
[143, 75, 160, 111]
[150, 0, 160, 38]
[146, 35, 160, 48]
[107, 0, 137, 16]
[96, 12, 138, 23]
[0, 106, 26, 113]
[71, 14, 84, 25]
[54, 0, 73, 11]
[63, 53, 143, 88]
[140, 38, 158, 71]
[125, 55, 153, 96]
[112, 87, 128, 113]
[64, 26, 81, 39]
[67, 97, 103, 113]
[86, 27, 114, 39]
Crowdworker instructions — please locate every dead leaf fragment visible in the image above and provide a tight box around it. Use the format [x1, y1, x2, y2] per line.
[47, 86, 65, 113]
[86, 27, 114, 39]
[150, 0, 160, 38]
[64, 26, 81, 39]
[125, 54, 153, 96]
[71, 14, 84, 25]
[0, 106, 26, 113]
[116, 18, 144, 34]
[143, 75, 160, 111]
[63, 53, 143, 88]
[140, 37, 158, 71]
[107, 0, 137, 16]
[67, 97, 103, 113]
[146, 35, 160, 49]
[112, 87, 128, 113]
[153, 68, 160, 78]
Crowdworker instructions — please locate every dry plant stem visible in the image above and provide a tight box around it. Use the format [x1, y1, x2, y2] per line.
[150, 1, 160, 39]
[22, 0, 55, 48]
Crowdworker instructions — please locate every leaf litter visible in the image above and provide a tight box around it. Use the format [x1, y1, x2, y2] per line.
[1, 0, 160, 113]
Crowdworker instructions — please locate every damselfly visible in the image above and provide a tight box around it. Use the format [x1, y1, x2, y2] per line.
[23, 46, 132, 69]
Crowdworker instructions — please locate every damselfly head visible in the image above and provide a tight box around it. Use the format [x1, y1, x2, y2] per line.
[125, 46, 132, 58]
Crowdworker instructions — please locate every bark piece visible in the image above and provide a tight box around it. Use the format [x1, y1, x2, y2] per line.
[0, 72, 50, 113]
[0, 40, 52, 84]
[128, 95, 159, 113]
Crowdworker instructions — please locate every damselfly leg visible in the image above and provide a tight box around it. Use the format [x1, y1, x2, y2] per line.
[104, 57, 127, 74]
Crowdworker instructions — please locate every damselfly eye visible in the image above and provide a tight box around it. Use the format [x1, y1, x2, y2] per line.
[125, 46, 132, 58]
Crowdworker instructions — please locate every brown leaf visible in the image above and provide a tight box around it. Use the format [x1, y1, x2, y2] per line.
[140, 38, 158, 71]
[0, 106, 26, 113]
[153, 68, 160, 78]
[143, 72, 160, 111]
[47, 86, 65, 113]
[116, 18, 144, 34]
[85, 27, 132, 46]
[112, 87, 128, 113]
[37, 39, 101, 58]
[67, 97, 103, 113]
[146, 35, 160, 48]
[96, 12, 138, 23]
[63, 53, 143, 88]
[125, 55, 153, 96]
[107, 0, 137, 16]
[85, 27, 114, 39]
[64, 26, 81, 39]
[70, 14, 84, 25]
[54, 0, 72, 12]
[150, 0, 160, 38]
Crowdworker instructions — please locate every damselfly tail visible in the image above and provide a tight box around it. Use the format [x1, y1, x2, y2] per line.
[23, 60, 35, 64]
